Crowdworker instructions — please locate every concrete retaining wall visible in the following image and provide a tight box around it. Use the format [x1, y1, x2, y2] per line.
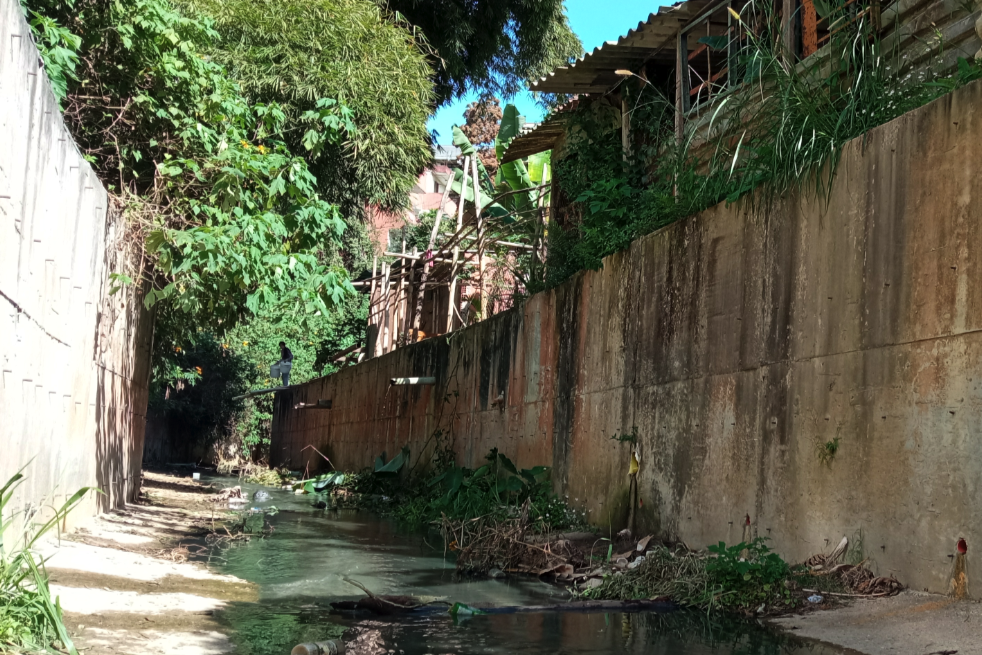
[272, 79, 982, 594]
[0, 0, 153, 527]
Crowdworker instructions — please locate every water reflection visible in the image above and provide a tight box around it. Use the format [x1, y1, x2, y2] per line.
[196, 478, 844, 655]
[216, 603, 843, 655]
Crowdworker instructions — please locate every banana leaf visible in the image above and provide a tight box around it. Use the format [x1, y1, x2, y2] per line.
[448, 169, 512, 221]
[493, 104, 541, 221]
[374, 448, 408, 475]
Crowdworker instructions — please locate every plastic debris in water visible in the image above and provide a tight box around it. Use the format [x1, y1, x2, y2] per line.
[807, 595, 823, 603]
[291, 639, 345, 655]
[449, 602, 486, 617]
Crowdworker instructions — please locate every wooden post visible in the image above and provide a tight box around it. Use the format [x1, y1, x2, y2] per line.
[674, 30, 688, 199]
[676, 31, 688, 148]
[447, 156, 469, 334]
[782, 0, 796, 59]
[621, 97, 632, 161]
[396, 232, 407, 347]
[406, 247, 418, 342]
[380, 262, 391, 354]
[976, 0, 982, 61]
[472, 155, 484, 322]
[368, 252, 378, 352]
[802, 0, 818, 58]
[411, 177, 453, 339]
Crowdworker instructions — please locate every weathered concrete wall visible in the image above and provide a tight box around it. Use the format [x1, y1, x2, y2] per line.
[0, 0, 153, 526]
[273, 79, 982, 594]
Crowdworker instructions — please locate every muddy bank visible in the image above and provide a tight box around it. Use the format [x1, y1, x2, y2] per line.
[39, 471, 256, 655]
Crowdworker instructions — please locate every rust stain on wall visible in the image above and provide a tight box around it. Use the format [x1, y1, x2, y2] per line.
[272, 80, 982, 594]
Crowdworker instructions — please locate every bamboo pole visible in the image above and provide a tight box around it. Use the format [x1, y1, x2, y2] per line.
[397, 232, 407, 347]
[446, 155, 469, 334]
[406, 247, 417, 343]
[411, 163, 456, 339]
[472, 155, 484, 322]
[369, 252, 378, 329]
[380, 262, 391, 355]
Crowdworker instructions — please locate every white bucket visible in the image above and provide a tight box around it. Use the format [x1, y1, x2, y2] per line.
[270, 362, 281, 379]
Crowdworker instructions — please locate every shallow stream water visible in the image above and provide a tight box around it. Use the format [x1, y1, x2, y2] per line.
[195, 478, 845, 655]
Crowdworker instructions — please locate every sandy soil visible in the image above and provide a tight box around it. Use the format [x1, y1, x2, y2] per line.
[771, 590, 982, 655]
[39, 470, 256, 655]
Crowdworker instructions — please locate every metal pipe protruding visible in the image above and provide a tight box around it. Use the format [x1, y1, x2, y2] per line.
[390, 377, 437, 386]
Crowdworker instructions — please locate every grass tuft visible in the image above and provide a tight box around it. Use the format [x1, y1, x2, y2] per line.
[1, 468, 93, 654]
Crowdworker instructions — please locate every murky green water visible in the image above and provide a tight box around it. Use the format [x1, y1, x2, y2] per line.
[196, 478, 843, 655]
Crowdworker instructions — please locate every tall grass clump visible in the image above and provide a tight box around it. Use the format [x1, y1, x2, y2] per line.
[546, 0, 982, 288]
[1, 470, 92, 654]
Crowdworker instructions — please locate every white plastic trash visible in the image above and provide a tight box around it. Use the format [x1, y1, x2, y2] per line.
[192, 472, 201, 481]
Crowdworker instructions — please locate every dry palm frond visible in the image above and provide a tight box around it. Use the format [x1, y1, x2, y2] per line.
[803, 535, 848, 570]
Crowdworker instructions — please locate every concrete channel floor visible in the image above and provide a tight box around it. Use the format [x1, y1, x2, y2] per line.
[35, 470, 982, 655]
[771, 592, 982, 655]
[39, 472, 255, 655]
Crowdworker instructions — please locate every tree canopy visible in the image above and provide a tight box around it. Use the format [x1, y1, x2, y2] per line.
[385, 0, 583, 105]
[184, 0, 437, 211]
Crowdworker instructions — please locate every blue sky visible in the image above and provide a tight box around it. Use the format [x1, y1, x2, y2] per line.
[428, 0, 673, 144]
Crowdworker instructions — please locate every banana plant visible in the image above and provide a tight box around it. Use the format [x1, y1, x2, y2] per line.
[444, 106, 552, 226]
[449, 126, 511, 220]
[494, 104, 550, 223]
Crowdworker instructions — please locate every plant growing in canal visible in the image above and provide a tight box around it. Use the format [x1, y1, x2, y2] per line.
[392, 449, 586, 533]
[1, 470, 93, 654]
[581, 538, 795, 614]
[704, 539, 792, 611]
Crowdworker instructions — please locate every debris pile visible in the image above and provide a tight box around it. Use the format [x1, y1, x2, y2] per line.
[443, 501, 659, 591]
[443, 500, 596, 578]
[799, 536, 903, 597]
[211, 486, 246, 505]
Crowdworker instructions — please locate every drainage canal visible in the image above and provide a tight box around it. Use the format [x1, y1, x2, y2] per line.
[194, 479, 847, 655]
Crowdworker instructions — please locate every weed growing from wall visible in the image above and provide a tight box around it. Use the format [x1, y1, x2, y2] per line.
[547, 0, 982, 288]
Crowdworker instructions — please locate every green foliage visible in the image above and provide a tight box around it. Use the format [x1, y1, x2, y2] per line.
[148, 332, 254, 450]
[183, 0, 435, 211]
[705, 539, 792, 610]
[392, 449, 584, 533]
[583, 539, 795, 614]
[149, 292, 367, 460]
[385, 0, 583, 106]
[547, 0, 982, 289]
[609, 426, 639, 444]
[18, 1, 81, 103]
[816, 436, 840, 467]
[1, 471, 93, 654]
[493, 104, 546, 221]
[24, 0, 357, 333]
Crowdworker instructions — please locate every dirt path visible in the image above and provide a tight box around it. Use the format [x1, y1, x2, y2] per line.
[40, 470, 256, 655]
[770, 591, 982, 655]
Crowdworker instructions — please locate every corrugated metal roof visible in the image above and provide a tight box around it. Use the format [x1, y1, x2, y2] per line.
[500, 112, 571, 164]
[433, 145, 461, 161]
[531, 0, 716, 94]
